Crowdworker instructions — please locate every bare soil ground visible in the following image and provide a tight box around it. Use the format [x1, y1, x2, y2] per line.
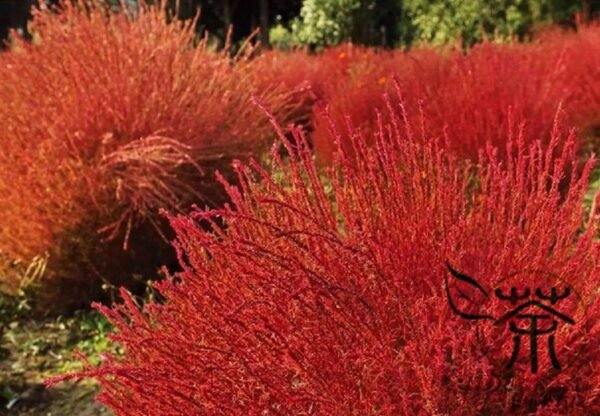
[0, 303, 113, 416]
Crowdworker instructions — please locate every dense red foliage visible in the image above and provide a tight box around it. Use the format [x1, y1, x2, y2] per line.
[419, 40, 575, 159]
[0, 1, 298, 304]
[308, 45, 446, 163]
[562, 24, 600, 132]
[50, 89, 600, 414]
[309, 32, 600, 164]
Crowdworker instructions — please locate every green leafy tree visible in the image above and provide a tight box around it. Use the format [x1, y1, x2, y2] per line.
[400, 0, 581, 47]
[269, 23, 294, 48]
[290, 0, 363, 47]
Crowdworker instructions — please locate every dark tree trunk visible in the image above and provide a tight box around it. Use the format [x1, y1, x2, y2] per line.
[223, 0, 232, 29]
[259, 0, 269, 47]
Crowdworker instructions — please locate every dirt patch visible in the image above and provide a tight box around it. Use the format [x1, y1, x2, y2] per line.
[1, 381, 109, 416]
[0, 303, 114, 415]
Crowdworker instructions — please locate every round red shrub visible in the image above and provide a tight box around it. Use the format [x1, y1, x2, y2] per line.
[310, 39, 578, 164]
[50, 89, 600, 414]
[0, 0, 299, 308]
[559, 24, 600, 136]
[310, 45, 446, 164]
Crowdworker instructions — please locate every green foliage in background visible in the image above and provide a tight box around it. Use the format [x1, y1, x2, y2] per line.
[290, 0, 364, 47]
[17, 0, 581, 50]
[400, 0, 581, 46]
[281, 0, 582, 48]
[269, 23, 295, 48]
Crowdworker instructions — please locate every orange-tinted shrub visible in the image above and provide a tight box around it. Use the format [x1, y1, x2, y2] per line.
[0, 1, 298, 308]
[50, 91, 600, 414]
[250, 44, 389, 136]
[250, 49, 321, 128]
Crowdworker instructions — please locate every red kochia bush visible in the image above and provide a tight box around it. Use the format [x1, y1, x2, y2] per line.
[250, 44, 413, 136]
[561, 24, 600, 133]
[311, 40, 575, 164]
[0, 1, 298, 305]
[309, 45, 447, 164]
[51, 89, 600, 414]
[420, 40, 576, 159]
